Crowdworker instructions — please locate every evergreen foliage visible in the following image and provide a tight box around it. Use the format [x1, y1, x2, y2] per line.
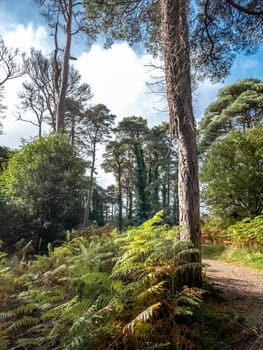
[201, 127, 263, 222]
[199, 78, 263, 153]
[103, 118, 178, 228]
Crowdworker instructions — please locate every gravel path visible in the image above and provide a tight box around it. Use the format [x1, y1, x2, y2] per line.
[203, 259, 263, 350]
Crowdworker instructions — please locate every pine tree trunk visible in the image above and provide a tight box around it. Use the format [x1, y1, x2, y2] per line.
[160, 0, 201, 267]
[127, 152, 133, 224]
[83, 143, 96, 227]
[55, 0, 72, 133]
[117, 161, 123, 232]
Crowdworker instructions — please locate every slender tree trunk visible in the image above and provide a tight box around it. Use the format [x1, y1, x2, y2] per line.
[39, 121, 42, 139]
[127, 152, 133, 224]
[83, 142, 96, 227]
[55, 1, 72, 133]
[134, 144, 149, 224]
[53, 21, 60, 105]
[71, 116, 75, 147]
[160, 0, 201, 257]
[117, 161, 123, 232]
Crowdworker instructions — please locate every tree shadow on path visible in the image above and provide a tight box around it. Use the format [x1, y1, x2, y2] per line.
[204, 259, 263, 350]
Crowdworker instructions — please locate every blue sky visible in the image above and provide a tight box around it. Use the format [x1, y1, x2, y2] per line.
[0, 1, 43, 24]
[1, 0, 263, 151]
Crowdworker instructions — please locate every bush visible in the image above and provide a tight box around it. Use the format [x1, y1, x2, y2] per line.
[0, 134, 86, 252]
[227, 215, 263, 250]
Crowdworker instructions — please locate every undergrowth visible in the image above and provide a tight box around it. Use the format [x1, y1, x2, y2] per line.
[0, 212, 258, 349]
[202, 215, 263, 269]
[202, 245, 263, 269]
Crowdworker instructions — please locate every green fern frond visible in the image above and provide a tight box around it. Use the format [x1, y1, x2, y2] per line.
[53, 295, 79, 312]
[172, 240, 193, 252]
[64, 335, 84, 350]
[136, 281, 165, 303]
[0, 251, 7, 261]
[9, 337, 44, 350]
[174, 306, 193, 316]
[123, 302, 161, 334]
[12, 302, 38, 315]
[42, 263, 67, 277]
[142, 210, 164, 228]
[7, 316, 39, 331]
[177, 295, 201, 308]
[112, 258, 142, 278]
[178, 247, 200, 258]
[0, 329, 9, 350]
[0, 311, 13, 320]
[177, 262, 202, 273]
[0, 266, 10, 274]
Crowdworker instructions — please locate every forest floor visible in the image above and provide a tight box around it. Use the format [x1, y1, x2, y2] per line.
[203, 259, 263, 350]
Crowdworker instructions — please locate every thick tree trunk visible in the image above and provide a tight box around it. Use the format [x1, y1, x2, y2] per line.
[55, 1, 72, 133]
[160, 0, 201, 259]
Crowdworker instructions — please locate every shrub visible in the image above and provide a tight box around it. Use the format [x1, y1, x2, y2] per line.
[227, 215, 263, 250]
[0, 134, 86, 252]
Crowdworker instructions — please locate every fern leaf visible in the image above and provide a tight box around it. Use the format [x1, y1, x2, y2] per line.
[177, 295, 201, 308]
[9, 337, 44, 350]
[0, 311, 13, 320]
[43, 263, 67, 277]
[123, 302, 161, 334]
[0, 330, 9, 350]
[0, 252, 7, 261]
[174, 306, 193, 316]
[7, 316, 39, 331]
[12, 303, 38, 315]
[136, 282, 165, 302]
[142, 210, 164, 228]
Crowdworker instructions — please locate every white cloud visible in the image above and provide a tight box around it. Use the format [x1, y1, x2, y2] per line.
[75, 43, 166, 124]
[1, 23, 50, 55]
[74, 43, 167, 188]
[0, 23, 223, 186]
[1, 24, 51, 148]
[1, 37, 168, 150]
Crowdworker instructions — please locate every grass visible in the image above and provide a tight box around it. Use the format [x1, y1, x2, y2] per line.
[202, 244, 263, 270]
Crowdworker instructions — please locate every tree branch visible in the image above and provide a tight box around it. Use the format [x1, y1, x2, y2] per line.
[226, 0, 263, 16]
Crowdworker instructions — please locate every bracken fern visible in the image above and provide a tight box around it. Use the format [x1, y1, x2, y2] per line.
[0, 212, 203, 349]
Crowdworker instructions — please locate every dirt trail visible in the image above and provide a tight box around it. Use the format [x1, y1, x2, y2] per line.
[203, 259, 263, 350]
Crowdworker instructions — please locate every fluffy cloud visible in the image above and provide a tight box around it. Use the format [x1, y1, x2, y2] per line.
[1, 23, 50, 55]
[0, 20, 226, 149]
[1, 27, 168, 149]
[74, 43, 167, 187]
[0, 23, 51, 147]
[74, 43, 165, 124]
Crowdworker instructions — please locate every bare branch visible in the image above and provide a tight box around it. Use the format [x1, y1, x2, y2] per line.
[0, 36, 24, 86]
[226, 0, 263, 16]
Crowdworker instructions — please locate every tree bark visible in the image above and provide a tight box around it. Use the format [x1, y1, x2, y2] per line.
[160, 0, 201, 256]
[117, 161, 123, 232]
[83, 142, 96, 227]
[55, 0, 72, 133]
